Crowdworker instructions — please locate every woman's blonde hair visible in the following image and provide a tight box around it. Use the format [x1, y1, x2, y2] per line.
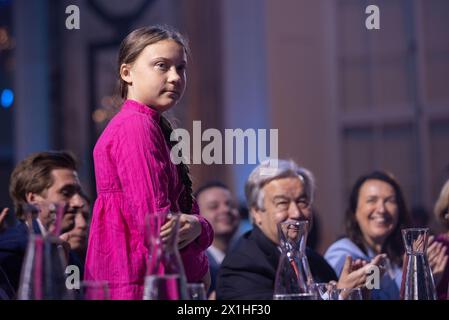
[434, 179, 449, 230]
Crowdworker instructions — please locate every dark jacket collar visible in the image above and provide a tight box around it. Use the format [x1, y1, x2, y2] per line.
[31, 219, 42, 235]
[249, 225, 281, 268]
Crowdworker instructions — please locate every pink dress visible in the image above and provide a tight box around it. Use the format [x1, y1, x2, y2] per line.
[84, 99, 213, 299]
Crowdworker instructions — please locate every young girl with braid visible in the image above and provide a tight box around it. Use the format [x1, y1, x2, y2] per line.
[85, 25, 213, 299]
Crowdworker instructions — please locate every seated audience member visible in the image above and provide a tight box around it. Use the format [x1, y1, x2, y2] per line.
[0, 151, 85, 293]
[325, 171, 448, 299]
[216, 159, 378, 300]
[195, 182, 240, 297]
[433, 179, 449, 299]
[61, 194, 90, 279]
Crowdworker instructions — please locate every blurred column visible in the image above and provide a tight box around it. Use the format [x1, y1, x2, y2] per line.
[183, 0, 230, 192]
[221, 0, 269, 201]
[13, 0, 50, 162]
[265, 0, 342, 252]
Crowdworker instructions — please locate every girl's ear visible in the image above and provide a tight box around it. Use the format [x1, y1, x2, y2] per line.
[120, 63, 132, 84]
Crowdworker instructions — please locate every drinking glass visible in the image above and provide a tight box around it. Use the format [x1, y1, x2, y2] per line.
[329, 288, 363, 300]
[309, 282, 335, 300]
[186, 283, 207, 300]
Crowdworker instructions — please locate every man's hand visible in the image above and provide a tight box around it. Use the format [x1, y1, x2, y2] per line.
[337, 256, 368, 289]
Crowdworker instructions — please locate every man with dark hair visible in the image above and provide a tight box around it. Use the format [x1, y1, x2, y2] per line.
[61, 193, 91, 280]
[0, 151, 85, 296]
[9, 151, 83, 234]
[195, 181, 240, 297]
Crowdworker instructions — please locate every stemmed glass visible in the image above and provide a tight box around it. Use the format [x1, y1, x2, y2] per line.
[17, 203, 73, 300]
[309, 282, 335, 300]
[143, 211, 188, 300]
[144, 274, 184, 300]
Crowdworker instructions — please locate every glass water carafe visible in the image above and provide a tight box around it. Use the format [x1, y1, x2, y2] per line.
[273, 220, 315, 300]
[400, 228, 437, 300]
[17, 203, 72, 300]
[17, 234, 72, 299]
[143, 212, 187, 300]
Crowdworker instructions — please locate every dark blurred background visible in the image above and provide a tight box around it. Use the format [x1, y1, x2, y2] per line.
[0, 0, 448, 253]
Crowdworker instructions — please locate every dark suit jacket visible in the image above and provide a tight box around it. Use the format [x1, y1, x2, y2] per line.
[0, 220, 28, 296]
[216, 225, 337, 300]
[206, 250, 220, 295]
[0, 218, 84, 296]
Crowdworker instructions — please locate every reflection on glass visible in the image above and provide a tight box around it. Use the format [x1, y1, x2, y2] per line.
[273, 292, 317, 300]
[144, 274, 183, 300]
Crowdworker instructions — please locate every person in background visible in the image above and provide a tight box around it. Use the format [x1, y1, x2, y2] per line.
[195, 181, 240, 298]
[0, 151, 85, 294]
[325, 171, 448, 299]
[61, 194, 90, 280]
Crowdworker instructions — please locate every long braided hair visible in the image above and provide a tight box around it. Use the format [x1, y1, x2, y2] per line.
[159, 116, 193, 214]
[118, 25, 193, 213]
